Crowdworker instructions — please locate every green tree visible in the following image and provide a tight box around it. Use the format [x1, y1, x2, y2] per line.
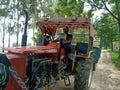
[94, 13, 118, 51]
[28, 0, 58, 44]
[55, 0, 84, 17]
[84, 0, 120, 58]
[7, 21, 15, 47]
[0, 0, 10, 50]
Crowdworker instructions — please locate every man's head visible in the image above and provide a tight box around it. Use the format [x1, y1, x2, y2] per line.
[63, 26, 69, 34]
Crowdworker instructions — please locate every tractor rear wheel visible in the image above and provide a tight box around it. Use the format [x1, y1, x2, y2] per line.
[74, 58, 93, 90]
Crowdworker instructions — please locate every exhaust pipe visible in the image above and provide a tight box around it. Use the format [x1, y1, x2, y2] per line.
[21, 10, 28, 46]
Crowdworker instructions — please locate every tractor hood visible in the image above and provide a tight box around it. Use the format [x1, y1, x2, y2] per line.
[3, 45, 58, 54]
[36, 17, 94, 37]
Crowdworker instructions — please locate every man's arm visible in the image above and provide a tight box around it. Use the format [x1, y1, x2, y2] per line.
[62, 38, 72, 44]
[62, 34, 72, 44]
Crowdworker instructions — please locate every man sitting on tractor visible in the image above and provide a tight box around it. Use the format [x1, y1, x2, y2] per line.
[62, 26, 73, 54]
[62, 26, 73, 71]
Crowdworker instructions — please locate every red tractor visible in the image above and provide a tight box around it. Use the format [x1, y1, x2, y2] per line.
[0, 16, 101, 90]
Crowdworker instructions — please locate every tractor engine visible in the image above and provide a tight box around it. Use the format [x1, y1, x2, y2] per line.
[30, 55, 64, 89]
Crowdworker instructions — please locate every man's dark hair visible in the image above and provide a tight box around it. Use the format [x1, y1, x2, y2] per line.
[63, 26, 68, 30]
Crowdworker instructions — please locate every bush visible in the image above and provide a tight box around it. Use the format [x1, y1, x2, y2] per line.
[109, 51, 120, 70]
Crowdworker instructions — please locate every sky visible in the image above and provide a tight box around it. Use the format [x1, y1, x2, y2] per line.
[84, 2, 104, 19]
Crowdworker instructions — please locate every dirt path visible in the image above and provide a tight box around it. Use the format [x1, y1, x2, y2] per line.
[90, 50, 120, 90]
[53, 76, 74, 90]
[53, 50, 120, 90]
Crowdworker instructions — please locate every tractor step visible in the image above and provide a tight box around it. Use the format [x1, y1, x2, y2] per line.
[62, 70, 72, 86]
[63, 75, 71, 86]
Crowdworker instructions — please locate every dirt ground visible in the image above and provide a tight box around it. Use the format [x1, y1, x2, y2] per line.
[90, 50, 120, 90]
[53, 50, 120, 90]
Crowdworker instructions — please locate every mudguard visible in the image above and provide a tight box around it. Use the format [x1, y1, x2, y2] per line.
[0, 54, 11, 67]
[93, 47, 101, 63]
[0, 63, 9, 90]
[0, 54, 27, 90]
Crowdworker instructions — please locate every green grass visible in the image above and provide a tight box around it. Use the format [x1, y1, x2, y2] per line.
[0, 49, 2, 53]
[0, 49, 8, 53]
[109, 51, 120, 70]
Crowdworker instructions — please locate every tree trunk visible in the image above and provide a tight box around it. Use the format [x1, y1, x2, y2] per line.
[2, 29, 5, 52]
[110, 39, 113, 52]
[16, 14, 19, 46]
[2, 18, 6, 52]
[16, 9, 20, 46]
[8, 33, 10, 47]
[33, 28, 35, 45]
[8, 21, 11, 47]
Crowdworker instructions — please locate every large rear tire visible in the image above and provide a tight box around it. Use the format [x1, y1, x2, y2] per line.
[74, 58, 93, 90]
